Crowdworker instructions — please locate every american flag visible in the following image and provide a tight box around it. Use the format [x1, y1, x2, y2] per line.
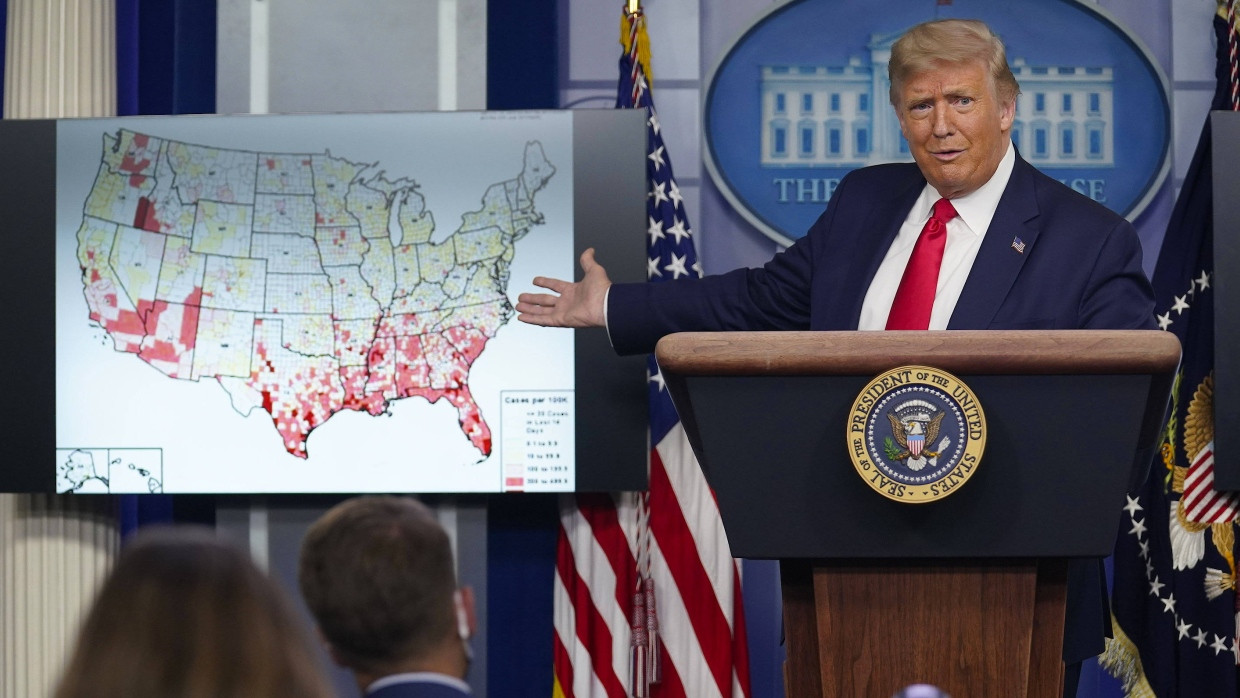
[551, 9, 751, 698]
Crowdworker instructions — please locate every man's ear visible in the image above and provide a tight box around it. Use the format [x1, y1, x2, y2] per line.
[999, 96, 1016, 132]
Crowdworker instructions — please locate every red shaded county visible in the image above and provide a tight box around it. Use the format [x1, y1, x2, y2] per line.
[363, 337, 397, 400]
[445, 385, 492, 456]
[245, 343, 346, 459]
[340, 365, 387, 416]
[367, 341, 387, 366]
[178, 302, 201, 349]
[393, 336, 432, 396]
[91, 296, 155, 353]
[133, 197, 150, 228]
[106, 298, 156, 341]
[266, 158, 277, 170]
[140, 299, 169, 333]
[135, 301, 197, 375]
[183, 285, 203, 308]
[133, 196, 164, 232]
[120, 134, 152, 174]
[442, 326, 489, 366]
[430, 332, 481, 389]
[138, 338, 184, 373]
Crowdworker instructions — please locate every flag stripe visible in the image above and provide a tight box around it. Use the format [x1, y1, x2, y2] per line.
[653, 652, 688, 698]
[563, 511, 624, 643]
[646, 534, 726, 698]
[575, 498, 638, 686]
[1182, 447, 1214, 488]
[1182, 479, 1216, 512]
[553, 552, 599, 696]
[577, 493, 640, 608]
[552, 629, 575, 698]
[1182, 445, 1240, 522]
[557, 522, 629, 697]
[554, 548, 623, 698]
[649, 443, 737, 696]
[657, 427, 735, 607]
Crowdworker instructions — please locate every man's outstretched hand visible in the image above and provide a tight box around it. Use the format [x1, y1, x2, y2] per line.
[516, 248, 611, 328]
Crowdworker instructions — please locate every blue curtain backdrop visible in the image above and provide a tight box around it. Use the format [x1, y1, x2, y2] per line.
[116, 0, 216, 117]
[485, 2, 559, 694]
[114, 0, 217, 537]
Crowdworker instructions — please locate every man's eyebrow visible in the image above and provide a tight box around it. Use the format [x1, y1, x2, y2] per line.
[942, 85, 980, 98]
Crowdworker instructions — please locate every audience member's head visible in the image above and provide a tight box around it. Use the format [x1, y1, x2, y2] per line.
[54, 525, 334, 698]
[298, 495, 475, 688]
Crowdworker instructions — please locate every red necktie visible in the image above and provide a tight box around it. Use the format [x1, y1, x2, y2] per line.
[885, 198, 957, 330]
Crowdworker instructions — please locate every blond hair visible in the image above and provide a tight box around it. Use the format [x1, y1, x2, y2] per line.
[888, 19, 1020, 106]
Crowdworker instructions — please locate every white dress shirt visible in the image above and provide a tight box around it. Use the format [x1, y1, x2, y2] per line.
[857, 141, 1016, 330]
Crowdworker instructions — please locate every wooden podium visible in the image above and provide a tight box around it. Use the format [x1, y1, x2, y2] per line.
[654, 330, 1179, 697]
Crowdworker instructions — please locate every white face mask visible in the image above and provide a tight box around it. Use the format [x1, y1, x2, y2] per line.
[454, 589, 474, 664]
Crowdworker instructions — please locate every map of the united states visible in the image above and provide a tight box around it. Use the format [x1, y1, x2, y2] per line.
[75, 129, 555, 459]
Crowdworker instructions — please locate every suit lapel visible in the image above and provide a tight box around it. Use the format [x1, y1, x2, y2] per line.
[948, 156, 1041, 329]
[827, 169, 925, 328]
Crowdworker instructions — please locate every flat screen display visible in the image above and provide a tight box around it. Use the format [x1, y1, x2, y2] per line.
[0, 110, 648, 494]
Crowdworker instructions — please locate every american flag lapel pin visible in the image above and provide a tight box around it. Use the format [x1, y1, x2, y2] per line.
[1011, 237, 1026, 254]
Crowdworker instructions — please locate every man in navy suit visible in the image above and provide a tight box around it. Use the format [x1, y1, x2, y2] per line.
[299, 496, 475, 698]
[517, 18, 1154, 696]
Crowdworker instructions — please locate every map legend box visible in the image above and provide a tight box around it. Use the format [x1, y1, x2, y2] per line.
[500, 390, 574, 492]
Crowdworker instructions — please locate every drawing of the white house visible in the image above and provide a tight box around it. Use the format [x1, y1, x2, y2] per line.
[760, 31, 1114, 168]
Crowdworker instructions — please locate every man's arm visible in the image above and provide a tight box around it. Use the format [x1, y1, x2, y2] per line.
[1079, 218, 1157, 330]
[514, 167, 891, 354]
[515, 226, 820, 353]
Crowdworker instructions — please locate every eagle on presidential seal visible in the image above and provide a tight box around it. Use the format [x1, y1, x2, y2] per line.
[886, 400, 947, 472]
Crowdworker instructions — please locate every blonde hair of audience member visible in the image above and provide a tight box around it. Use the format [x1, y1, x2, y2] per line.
[54, 526, 334, 698]
[887, 18, 1021, 106]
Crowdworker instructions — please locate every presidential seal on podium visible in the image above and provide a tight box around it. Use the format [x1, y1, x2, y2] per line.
[846, 365, 987, 503]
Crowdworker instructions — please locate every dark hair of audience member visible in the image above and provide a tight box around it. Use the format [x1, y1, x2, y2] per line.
[54, 525, 335, 698]
[299, 495, 458, 676]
